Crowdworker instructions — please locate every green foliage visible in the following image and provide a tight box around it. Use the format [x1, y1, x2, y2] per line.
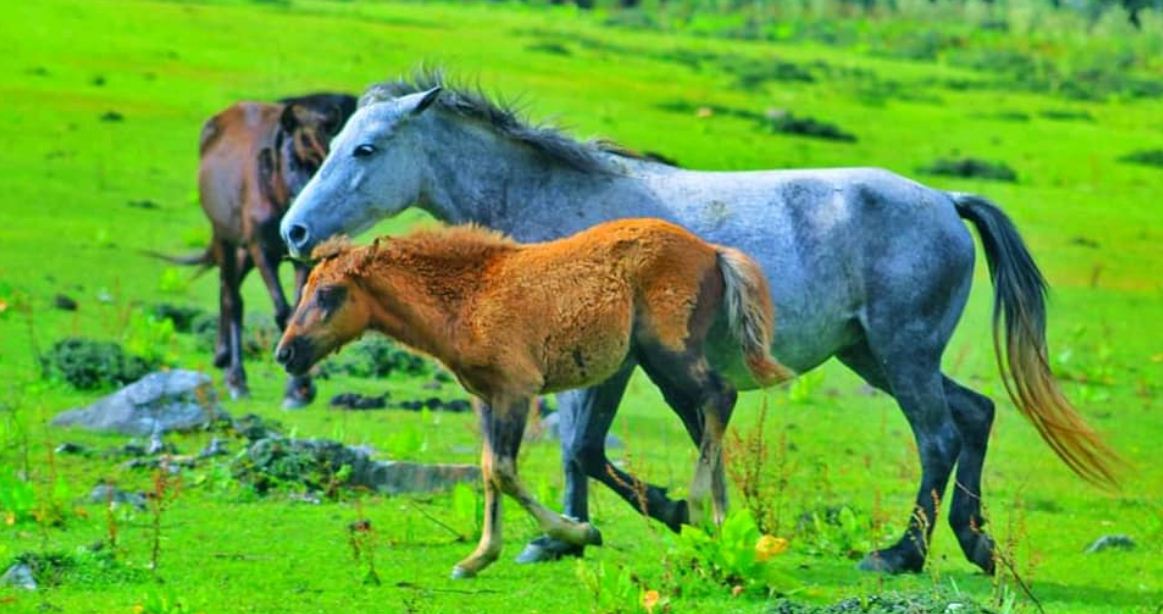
[39, 338, 156, 390]
[670, 511, 797, 596]
[1119, 148, 1163, 168]
[575, 559, 646, 614]
[122, 309, 178, 367]
[0, 467, 37, 525]
[315, 336, 433, 380]
[231, 437, 363, 498]
[795, 505, 891, 561]
[919, 158, 1018, 182]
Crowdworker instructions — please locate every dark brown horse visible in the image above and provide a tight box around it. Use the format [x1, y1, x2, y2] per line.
[163, 92, 356, 406]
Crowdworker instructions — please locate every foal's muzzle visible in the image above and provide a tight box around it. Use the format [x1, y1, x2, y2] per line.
[275, 337, 314, 376]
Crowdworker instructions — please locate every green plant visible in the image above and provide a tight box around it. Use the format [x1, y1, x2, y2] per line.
[0, 467, 37, 526]
[123, 309, 178, 368]
[575, 559, 646, 613]
[795, 504, 889, 561]
[39, 338, 155, 390]
[669, 510, 796, 597]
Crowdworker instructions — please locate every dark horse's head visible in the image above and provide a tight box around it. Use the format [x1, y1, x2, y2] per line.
[258, 93, 358, 209]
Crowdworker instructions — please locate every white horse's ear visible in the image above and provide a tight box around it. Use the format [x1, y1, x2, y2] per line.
[401, 87, 442, 117]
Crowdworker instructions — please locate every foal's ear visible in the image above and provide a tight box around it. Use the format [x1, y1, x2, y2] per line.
[399, 87, 442, 117]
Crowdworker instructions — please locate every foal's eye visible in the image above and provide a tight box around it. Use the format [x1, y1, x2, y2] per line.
[352, 144, 377, 158]
[315, 286, 347, 311]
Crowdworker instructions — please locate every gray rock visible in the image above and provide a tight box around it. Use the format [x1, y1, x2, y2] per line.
[88, 484, 147, 510]
[51, 370, 229, 436]
[1084, 534, 1135, 554]
[1, 563, 36, 590]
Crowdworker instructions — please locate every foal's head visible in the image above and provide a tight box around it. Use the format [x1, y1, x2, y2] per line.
[275, 237, 381, 376]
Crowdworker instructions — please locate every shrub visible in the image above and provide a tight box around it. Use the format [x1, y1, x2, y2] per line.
[919, 158, 1018, 182]
[40, 338, 156, 390]
[767, 112, 857, 142]
[315, 336, 432, 380]
[1119, 149, 1163, 168]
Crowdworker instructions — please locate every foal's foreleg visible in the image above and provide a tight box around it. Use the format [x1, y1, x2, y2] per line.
[454, 399, 601, 579]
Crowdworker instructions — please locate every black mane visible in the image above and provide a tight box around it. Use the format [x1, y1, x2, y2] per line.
[361, 68, 656, 174]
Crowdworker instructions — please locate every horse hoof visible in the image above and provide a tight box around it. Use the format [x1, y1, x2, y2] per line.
[450, 565, 475, 580]
[515, 536, 585, 564]
[582, 523, 603, 547]
[282, 396, 310, 410]
[857, 547, 924, 574]
[228, 385, 250, 401]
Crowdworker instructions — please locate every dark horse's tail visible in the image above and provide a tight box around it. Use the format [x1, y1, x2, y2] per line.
[952, 192, 1123, 489]
[142, 246, 216, 277]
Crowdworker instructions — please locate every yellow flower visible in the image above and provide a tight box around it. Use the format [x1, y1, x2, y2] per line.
[755, 534, 789, 562]
[4, 511, 15, 526]
[0, 299, 8, 313]
[641, 589, 660, 613]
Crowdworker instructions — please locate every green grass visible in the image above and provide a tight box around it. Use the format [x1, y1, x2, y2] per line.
[1, 1, 1161, 612]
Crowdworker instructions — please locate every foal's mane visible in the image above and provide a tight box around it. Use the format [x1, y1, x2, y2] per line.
[311, 225, 518, 278]
[360, 67, 654, 175]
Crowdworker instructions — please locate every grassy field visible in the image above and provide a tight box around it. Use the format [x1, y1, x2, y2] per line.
[1, 1, 1161, 612]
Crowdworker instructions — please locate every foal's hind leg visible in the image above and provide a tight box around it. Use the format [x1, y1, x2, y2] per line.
[637, 346, 737, 529]
[945, 376, 997, 574]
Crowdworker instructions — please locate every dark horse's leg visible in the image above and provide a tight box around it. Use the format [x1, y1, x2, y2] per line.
[944, 376, 997, 573]
[217, 240, 249, 400]
[516, 361, 693, 564]
[250, 242, 315, 408]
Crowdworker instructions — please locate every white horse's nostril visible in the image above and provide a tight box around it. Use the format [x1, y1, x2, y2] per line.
[286, 223, 310, 249]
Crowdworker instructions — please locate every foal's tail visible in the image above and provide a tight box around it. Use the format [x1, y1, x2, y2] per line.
[952, 192, 1124, 489]
[716, 247, 796, 387]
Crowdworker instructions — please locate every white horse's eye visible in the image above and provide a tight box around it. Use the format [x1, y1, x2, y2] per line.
[352, 144, 377, 158]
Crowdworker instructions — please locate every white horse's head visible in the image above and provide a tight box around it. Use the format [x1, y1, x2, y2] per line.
[280, 86, 441, 258]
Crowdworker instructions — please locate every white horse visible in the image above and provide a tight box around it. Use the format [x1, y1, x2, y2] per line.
[280, 71, 1119, 575]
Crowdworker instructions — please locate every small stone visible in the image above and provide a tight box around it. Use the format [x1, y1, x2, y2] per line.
[88, 484, 147, 510]
[422, 379, 443, 390]
[198, 437, 228, 458]
[444, 399, 472, 413]
[1085, 534, 1135, 554]
[54, 442, 88, 455]
[53, 294, 78, 311]
[424, 397, 443, 410]
[1, 563, 36, 590]
[100, 110, 124, 122]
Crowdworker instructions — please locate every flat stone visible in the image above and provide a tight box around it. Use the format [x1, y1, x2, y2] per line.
[358, 460, 480, 495]
[51, 370, 228, 436]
